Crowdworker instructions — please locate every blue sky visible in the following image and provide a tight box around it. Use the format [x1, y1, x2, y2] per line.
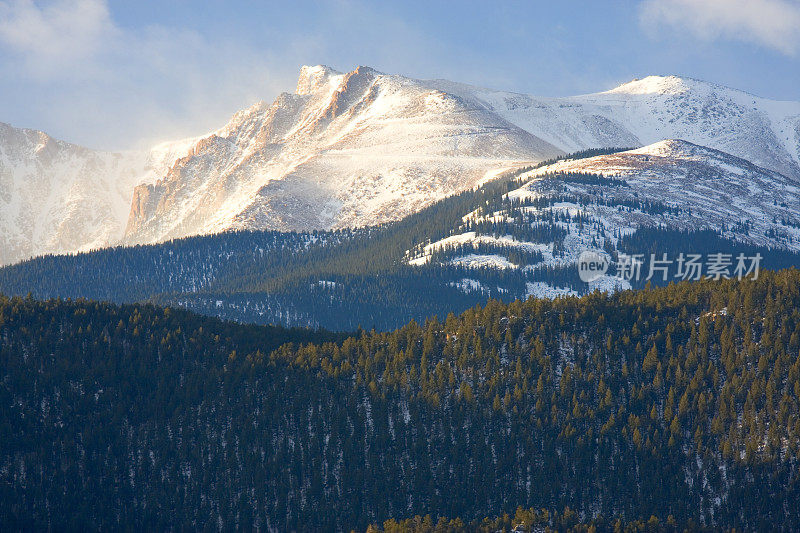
[1, 0, 799, 150]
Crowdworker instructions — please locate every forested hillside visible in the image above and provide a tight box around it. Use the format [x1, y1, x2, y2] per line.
[3, 270, 800, 530]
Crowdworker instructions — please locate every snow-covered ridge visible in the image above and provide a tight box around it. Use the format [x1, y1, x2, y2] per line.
[121, 64, 558, 245]
[407, 139, 800, 299]
[455, 75, 800, 179]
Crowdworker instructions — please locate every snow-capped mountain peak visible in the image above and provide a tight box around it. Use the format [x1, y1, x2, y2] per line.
[2, 65, 800, 266]
[469, 73, 800, 179]
[121, 64, 559, 245]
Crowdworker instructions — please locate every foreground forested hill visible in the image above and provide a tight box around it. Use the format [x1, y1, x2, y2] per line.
[3, 270, 800, 530]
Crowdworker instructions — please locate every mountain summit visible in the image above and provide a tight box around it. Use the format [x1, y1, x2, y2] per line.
[122, 64, 559, 244]
[435, 73, 800, 179]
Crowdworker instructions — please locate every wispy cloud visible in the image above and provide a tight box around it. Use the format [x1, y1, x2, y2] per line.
[0, 0, 114, 79]
[639, 0, 800, 56]
[0, 0, 295, 149]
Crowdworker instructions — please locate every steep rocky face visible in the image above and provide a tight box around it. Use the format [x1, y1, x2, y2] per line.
[122, 65, 560, 244]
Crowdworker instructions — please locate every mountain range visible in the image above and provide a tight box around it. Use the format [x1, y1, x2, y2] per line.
[1, 65, 799, 265]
